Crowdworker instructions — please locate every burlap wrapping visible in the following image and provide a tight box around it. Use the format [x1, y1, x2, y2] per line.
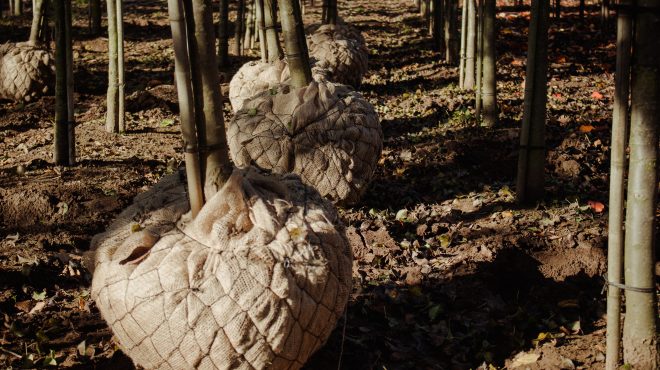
[228, 59, 330, 113]
[227, 81, 382, 205]
[307, 24, 368, 88]
[90, 168, 352, 370]
[0, 42, 55, 102]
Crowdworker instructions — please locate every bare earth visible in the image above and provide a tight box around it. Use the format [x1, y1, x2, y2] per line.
[1, 0, 644, 369]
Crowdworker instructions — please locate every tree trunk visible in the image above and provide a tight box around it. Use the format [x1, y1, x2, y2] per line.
[481, 0, 496, 126]
[516, 0, 548, 204]
[28, 0, 46, 45]
[605, 1, 632, 369]
[256, 0, 268, 62]
[622, 0, 660, 366]
[464, 0, 476, 88]
[325, 0, 337, 24]
[278, 0, 311, 88]
[90, 0, 102, 35]
[189, 0, 233, 196]
[244, 0, 254, 51]
[475, 0, 483, 116]
[167, 0, 204, 217]
[264, 0, 282, 61]
[232, 0, 244, 56]
[54, 0, 70, 165]
[105, 0, 119, 132]
[459, 0, 468, 87]
[432, 0, 442, 50]
[116, 0, 125, 133]
[217, 0, 229, 68]
[13, 0, 22, 15]
[445, 0, 458, 65]
[64, 0, 75, 163]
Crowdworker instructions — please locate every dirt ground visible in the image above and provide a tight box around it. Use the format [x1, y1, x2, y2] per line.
[0, 0, 652, 369]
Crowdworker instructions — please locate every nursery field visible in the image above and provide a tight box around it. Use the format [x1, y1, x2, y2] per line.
[0, 0, 647, 369]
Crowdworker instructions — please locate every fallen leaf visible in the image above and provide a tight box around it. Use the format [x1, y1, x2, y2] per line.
[510, 352, 541, 367]
[15, 300, 31, 313]
[579, 125, 595, 133]
[591, 91, 604, 100]
[587, 200, 605, 213]
[28, 301, 46, 315]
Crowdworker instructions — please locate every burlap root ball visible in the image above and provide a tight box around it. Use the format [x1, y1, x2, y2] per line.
[227, 81, 382, 205]
[228, 59, 330, 113]
[89, 168, 352, 370]
[0, 42, 55, 102]
[307, 24, 368, 88]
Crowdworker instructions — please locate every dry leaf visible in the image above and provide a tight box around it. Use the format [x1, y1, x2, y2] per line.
[591, 91, 604, 100]
[579, 125, 595, 133]
[510, 352, 541, 368]
[587, 200, 605, 213]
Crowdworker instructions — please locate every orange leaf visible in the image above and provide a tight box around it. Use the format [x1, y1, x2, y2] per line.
[591, 91, 604, 100]
[587, 201, 605, 213]
[579, 125, 595, 133]
[511, 59, 524, 67]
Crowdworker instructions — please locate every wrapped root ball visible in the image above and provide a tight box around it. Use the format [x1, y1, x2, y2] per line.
[229, 59, 290, 112]
[0, 42, 55, 102]
[307, 24, 368, 88]
[90, 168, 352, 370]
[228, 81, 382, 205]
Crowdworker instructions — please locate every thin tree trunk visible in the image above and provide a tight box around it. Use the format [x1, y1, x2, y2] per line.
[278, 0, 311, 88]
[264, 0, 282, 61]
[167, 0, 204, 217]
[232, 0, 244, 56]
[432, 0, 442, 50]
[605, 0, 632, 368]
[116, 0, 125, 132]
[28, 0, 46, 45]
[189, 0, 233, 196]
[256, 0, 267, 62]
[326, 0, 337, 24]
[64, 0, 74, 164]
[13, 0, 22, 15]
[481, 0, 496, 126]
[622, 0, 660, 366]
[601, 0, 610, 28]
[516, 0, 549, 204]
[105, 0, 119, 132]
[475, 0, 483, 117]
[445, 0, 458, 65]
[54, 0, 69, 165]
[217, 0, 229, 68]
[244, 0, 254, 51]
[459, 0, 468, 87]
[464, 0, 476, 88]
[90, 0, 101, 35]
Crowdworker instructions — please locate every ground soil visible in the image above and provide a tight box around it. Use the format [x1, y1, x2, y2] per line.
[0, 0, 654, 369]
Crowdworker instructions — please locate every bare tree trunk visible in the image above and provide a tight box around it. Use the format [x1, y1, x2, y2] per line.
[54, 0, 70, 165]
[256, 0, 267, 62]
[217, 0, 229, 68]
[464, 0, 476, 88]
[244, 0, 254, 51]
[325, 0, 337, 24]
[432, 0, 442, 50]
[28, 0, 46, 45]
[475, 0, 483, 116]
[605, 1, 632, 369]
[459, 0, 467, 87]
[622, 0, 660, 366]
[106, 0, 119, 132]
[264, 0, 282, 61]
[232, 0, 244, 56]
[481, 0, 496, 126]
[64, 0, 75, 164]
[189, 0, 233, 196]
[445, 0, 458, 65]
[13, 0, 22, 15]
[516, 0, 548, 204]
[278, 0, 311, 88]
[116, 0, 125, 133]
[90, 0, 102, 35]
[167, 0, 204, 217]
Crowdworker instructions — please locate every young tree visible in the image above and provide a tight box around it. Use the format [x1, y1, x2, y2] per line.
[217, 0, 229, 69]
[475, 0, 483, 115]
[232, 0, 245, 56]
[444, 0, 459, 65]
[90, 0, 102, 36]
[432, 0, 443, 50]
[280, 0, 311, 87]
[255, 0, 267, 62]
[105, 0, 125, 133]
[622, 0, 659, 366]
[481, 0, 496, 126]
[243, 0, 254, 51]
[459, 0, 467, 86]
[264, 0, 282, 61]
[28, 0, 47, 45]
[53, 0, 74, 165]
[464, 0, 476, 88]
[516, 0, 549, 204]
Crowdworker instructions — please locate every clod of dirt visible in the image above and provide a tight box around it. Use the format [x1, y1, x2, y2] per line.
[89, 168, 352, 370]
[227, 81, 383, 205]
[0, 42, 55, 102]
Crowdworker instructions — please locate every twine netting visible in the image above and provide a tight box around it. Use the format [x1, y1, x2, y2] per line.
[227, 81, 382, 205]
[307, 24, 368, 88]
[89, 168, 353, 370]
[0, 42, 54, 102]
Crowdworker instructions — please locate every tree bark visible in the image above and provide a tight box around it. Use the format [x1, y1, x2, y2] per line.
[432, 0, 442, 50]
[464, 0, 476, 88]
[264, 0, 282, 61]
[116, 0, 125, 133]
[167, 0, 204, 217]
[13, 0, 22, 15]
[445, 0, 458, 65]
[232, 0, 244, 56]
[106, 0, 119, 133]
[256, 0, 268, 62]
[475, 0, 483, 116]
[459, 0, 468, 87]
[278, 0, 311, 88]
[622, 0, 660, 366]
[190, 0, 233, 196]
[217, 0, 229, 68]
[54, 0, 69, 165]
[325, 0, 337, 24]
[90, 0, 102, 36]
[29, 0, 46, 45]
[605, 1, 632, 369]
[244, 0, 254, 51]
[516, 0, 548, 204]
[64, 0, 75, 164]
[481, 0, 496, 126]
